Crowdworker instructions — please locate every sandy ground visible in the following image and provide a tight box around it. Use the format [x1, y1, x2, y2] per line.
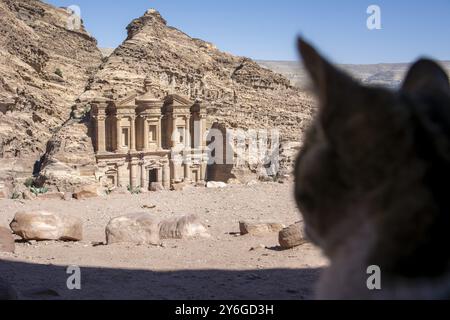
[0, 182, 328, 300]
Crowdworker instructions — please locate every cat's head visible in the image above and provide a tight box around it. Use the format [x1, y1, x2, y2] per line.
[295, 39, 450, 261]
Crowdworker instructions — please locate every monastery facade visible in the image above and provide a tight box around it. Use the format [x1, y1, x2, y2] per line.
[90, 78, 208, 190]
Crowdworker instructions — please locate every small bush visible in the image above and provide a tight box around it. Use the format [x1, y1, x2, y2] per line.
[11, 192, 21, 200]
[24, 177, 35, 188]
[30, 186, 49, 196]
[127, 185, 141, 195]
[55, 68, 63, 78]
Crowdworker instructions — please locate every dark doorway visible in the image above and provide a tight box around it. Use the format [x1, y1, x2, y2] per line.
[148, 169, 158, 189]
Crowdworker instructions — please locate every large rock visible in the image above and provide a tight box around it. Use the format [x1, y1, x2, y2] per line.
[105, 213, 160, 246]
[239, 221, 285, 236]
[278, 222, 307, 249]
[159, 215, 210, 239]
[73, 185, 101, 200]
[206, 181, 227, 189]
[10, 211, 83, 241]
[0, 278, 17, 300]
[0, 226, 15, 253]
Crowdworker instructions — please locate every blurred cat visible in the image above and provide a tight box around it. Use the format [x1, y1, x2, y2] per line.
[295, 39, 450, 299]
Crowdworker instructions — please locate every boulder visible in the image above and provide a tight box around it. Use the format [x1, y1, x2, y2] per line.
[73, 185, 101, 200]
[279, 222, 307, 249]
[10, 211, 83, 241]
[37, 192, 65, 200]
[105, 213, 160, 246]
[239, 221, 285, 236]
[0, 226, 15, 253]
[150, 182, 164, 192]
[0, 278, 17, 300]
[206, 181, 227, 189]
[159, 215, 210, 239]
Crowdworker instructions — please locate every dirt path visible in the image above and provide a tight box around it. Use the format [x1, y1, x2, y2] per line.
[0, 182, 328, 300]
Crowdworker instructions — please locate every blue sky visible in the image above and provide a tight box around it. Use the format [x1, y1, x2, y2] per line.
[44, 0, 450, 64]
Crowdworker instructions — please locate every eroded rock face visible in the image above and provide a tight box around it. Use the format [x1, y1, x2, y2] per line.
[278, 222, 307, 249]
[239, 221, 285, 236]
[82, 10, 314, 143]
[9, 210, 83, 241]
[105, 213, 161, 246]
[159, 215, 210, 239]
[0, 0, 102, 185]
[0, 226, 15, 253]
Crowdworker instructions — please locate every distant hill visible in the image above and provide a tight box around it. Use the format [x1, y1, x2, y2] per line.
[257, 60, 450, 89]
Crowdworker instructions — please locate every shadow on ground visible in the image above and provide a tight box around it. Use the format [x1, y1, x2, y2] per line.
[0, 259, 322, 300]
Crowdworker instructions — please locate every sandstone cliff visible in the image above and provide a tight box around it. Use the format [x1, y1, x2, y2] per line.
[38, 8, 315, 190]
[0, 0, 103, 189]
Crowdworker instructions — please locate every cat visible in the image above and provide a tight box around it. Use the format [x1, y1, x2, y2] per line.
[294, 39, 450, 299]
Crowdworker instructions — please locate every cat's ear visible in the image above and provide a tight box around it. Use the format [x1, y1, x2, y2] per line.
[402, 59, 449, 95]
[297, 38, 360, 108]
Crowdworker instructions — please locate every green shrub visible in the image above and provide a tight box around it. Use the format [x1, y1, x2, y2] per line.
[55, 68, 63, 78]
[11, 192, 21, 200]
[127, 185, 141, 195]
[24, 177, 35, 188]
[30, 186, 49, 196]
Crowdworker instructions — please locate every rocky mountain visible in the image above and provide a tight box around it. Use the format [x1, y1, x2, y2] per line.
[0, 0, 103, 189]
[81, 9, 314, 139]
[38, 8, 314, 190]
[258, 60, 450, 89]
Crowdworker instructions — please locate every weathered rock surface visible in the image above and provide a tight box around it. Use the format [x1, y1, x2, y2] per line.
[239, 221, 285, 236]
[0, 0, 103, 184]
[159, 215, 210, 239]
[73, 184, 101, 200]
[9, 210, 83, 241]
[0, 226, 15, 253]
[278, 222, 307, 249]
[105, 213, 161, 246]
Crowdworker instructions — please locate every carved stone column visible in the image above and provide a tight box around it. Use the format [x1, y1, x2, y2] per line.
[143, 117, 149, 152]
[130, 116, 136, 152]
[172, 115, 178, 147]
[184, 162, 191, 182]
[185, 115, 191, 149]
[116, 161, 125, 187]
[200, 160, 208, 182]
[115, 115, 122, 152]
[157, 116, 162, 150]
[96, 115, 106, 153]
[200, 115, 207, 147]
[140, 163, 147, 190]
[163, 161, 170, 189]
[130, 160, 138, 189]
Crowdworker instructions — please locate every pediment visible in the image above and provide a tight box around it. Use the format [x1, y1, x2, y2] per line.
[165, 94, 192, 107]
[116, 91, 139, 107]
